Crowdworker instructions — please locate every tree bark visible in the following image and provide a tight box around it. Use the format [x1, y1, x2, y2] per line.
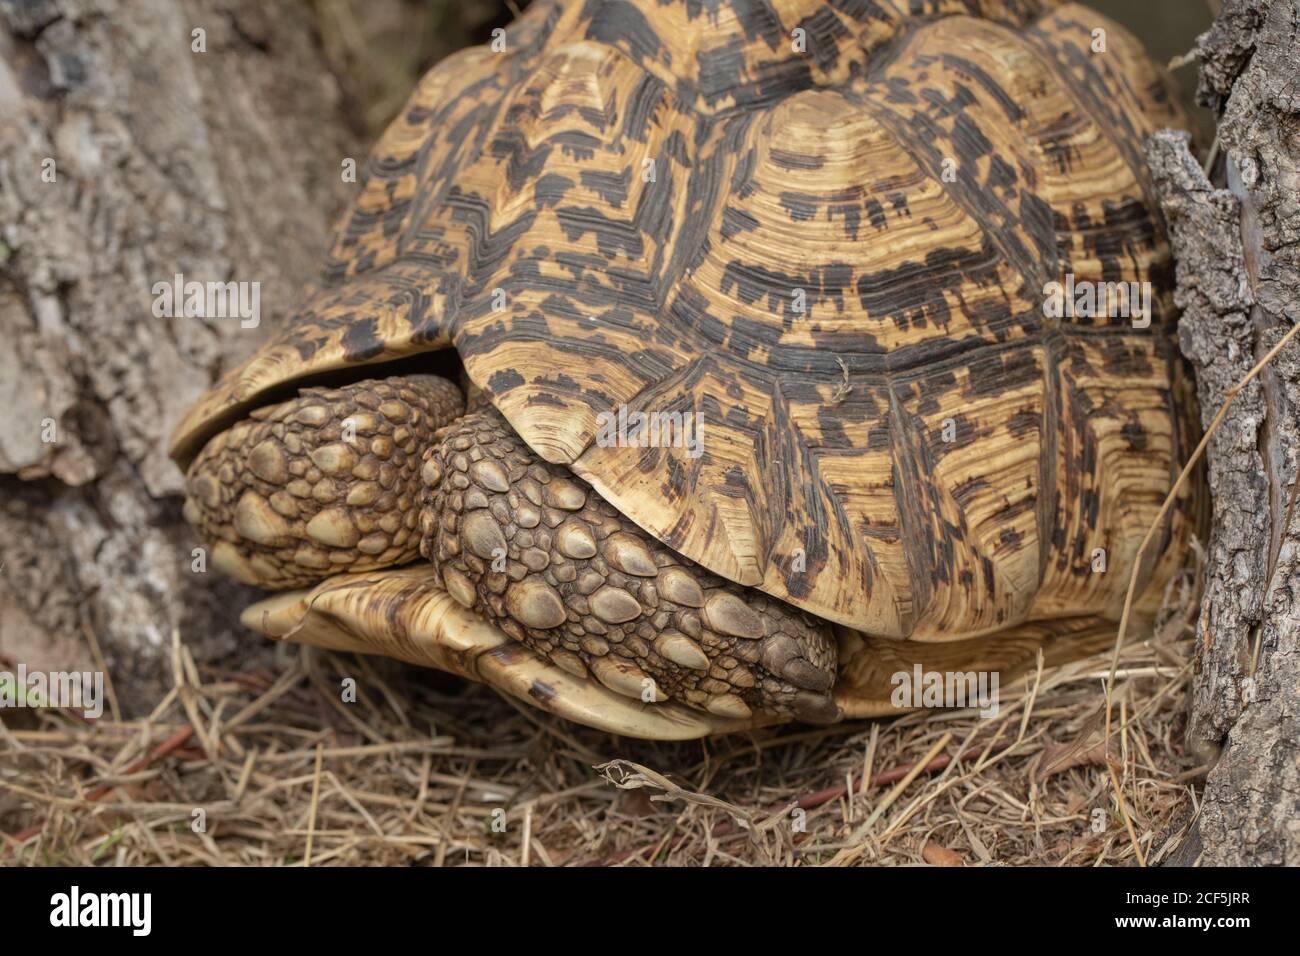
[1146, 0, 1300, 865]
[0, 0, 358, 707]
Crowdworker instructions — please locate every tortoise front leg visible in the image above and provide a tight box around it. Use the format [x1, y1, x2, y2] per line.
[183, 375, 464, 588]
[419, 408, 840, 724]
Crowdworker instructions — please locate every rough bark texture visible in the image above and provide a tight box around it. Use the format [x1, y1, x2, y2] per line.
[0, 0, 358, 707]
[1146, 0, 1300, 865]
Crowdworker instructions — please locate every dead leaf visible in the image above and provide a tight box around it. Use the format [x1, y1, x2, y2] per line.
[922, 841, 964, 867]
[1036, 710, 1108, 781]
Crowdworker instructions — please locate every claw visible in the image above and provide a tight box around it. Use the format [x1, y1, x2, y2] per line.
[782, 656, 834, 692]
[791, 691, 841, 725]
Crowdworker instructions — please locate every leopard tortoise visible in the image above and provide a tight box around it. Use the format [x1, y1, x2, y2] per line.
[170, 0, 1204, 739]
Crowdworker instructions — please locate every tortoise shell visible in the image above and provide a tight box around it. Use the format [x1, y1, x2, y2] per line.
[171, 0, 1200, 644]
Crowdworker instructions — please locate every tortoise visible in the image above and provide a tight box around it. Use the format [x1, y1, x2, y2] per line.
[169, 0, 1203, 739]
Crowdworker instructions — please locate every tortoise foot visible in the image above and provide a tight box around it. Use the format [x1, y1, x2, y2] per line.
[419, 409, 840, 724]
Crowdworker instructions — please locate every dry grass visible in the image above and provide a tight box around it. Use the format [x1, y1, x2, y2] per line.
[0, 564, 1204, 867]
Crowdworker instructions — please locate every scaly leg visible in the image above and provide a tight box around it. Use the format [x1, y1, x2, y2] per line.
[183, 375, 463, 588]
[419, 408, 839, 723]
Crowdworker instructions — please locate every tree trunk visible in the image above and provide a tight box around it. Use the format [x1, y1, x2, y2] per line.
[0, 0, 359, 707]
[1146, 0, 1300, 865]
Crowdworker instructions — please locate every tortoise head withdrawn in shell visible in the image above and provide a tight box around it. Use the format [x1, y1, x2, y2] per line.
[169, 0, 1203, 739]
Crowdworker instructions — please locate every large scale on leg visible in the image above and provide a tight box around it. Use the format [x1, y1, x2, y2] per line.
[171, 0, 1204, 738]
